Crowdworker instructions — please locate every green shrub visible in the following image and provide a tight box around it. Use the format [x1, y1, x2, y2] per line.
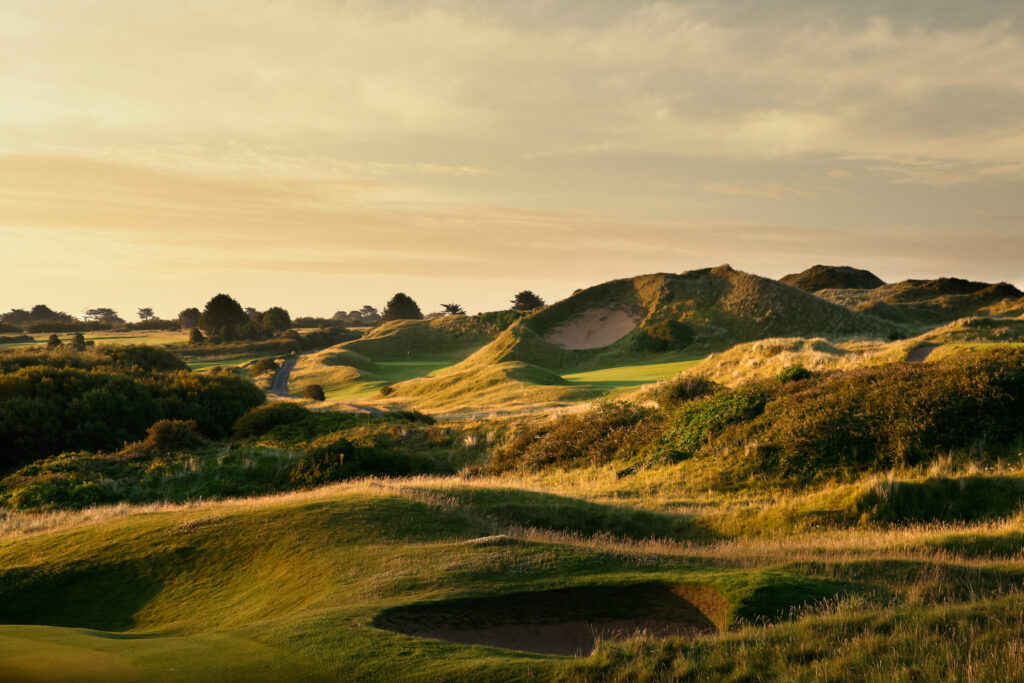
[232, 402, 312, 438]
[140, 419, 205, 453]
[250, 357, 280, 376]
[659, 384, 769, 459]
[304, 384, 326, 401]
[777, 365, 813, 382]
[489, 401, 661, 472]
[654, 375, 720, 408]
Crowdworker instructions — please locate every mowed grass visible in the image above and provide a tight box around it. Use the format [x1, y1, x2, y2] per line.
[3, 477, 1024, 681]
[0, 330, 189, 349]
[307, 360, 457, 401]
[561, 356, 704, 394]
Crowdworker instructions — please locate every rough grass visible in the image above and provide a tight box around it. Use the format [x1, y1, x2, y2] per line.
[4, 474, 1024, 680]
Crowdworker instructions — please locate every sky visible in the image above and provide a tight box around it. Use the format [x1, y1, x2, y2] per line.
[4, 0, 1024, 318]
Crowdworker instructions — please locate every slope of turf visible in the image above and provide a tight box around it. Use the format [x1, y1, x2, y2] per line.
[0, 485, 852, 681]
[780, 264, 885, 292]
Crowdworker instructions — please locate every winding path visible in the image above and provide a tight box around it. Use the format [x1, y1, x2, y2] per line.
[270, 359, 296, 397]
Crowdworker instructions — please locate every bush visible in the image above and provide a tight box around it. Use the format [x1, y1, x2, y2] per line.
[658, 384, 770, 459]
[189, 328, 205, 344]
[233, 402, 312, 438]
[304, 384, 326, 401]
[654, 375, 720, 408]
[289, 437, 354, 486]
[379, 385, 395, 397]
[0, 366, 263, 467]
[250, 357, 280, 376]
[140, 419, 205, 453]
[777, 365, 812, 382]
[489, 401, 661, 472]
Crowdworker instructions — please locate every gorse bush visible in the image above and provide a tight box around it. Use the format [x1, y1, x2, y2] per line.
[304, 384, 326, 401]
[654, 374, 720, 408]
[140, 419, 206, 453]
[489, 349, 1024, 483]
[489, 401, 662, 472]
[0, 366, 263, 467]
[777, 364, 813, 382]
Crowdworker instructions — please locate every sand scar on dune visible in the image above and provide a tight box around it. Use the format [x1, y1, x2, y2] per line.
[545, 308, 642, 350]
[373, 583, 721, 656]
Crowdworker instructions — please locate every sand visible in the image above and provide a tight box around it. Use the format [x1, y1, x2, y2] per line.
[545, 308, 641, 350]
[412, 618, 714, 656]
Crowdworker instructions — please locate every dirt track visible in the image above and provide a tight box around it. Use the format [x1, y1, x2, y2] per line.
[270, 359, 296, 396]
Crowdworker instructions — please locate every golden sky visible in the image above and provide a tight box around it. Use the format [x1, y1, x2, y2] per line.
[4, 1, 1024, 318]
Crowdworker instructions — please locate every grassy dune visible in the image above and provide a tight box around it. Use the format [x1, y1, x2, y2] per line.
[3, 474, 1024, 681]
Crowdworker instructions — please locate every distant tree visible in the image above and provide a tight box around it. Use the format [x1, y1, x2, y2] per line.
[260, 306, 292, 334]
[71, 332, 87, 351]
[189, 327, 205, 344]
[199, 294, 249, 339]
[511, 290, 545, 311]
[442, 303, 466, 315]
[304, 384, 326, 401]
[30, 304, 73, 323]
[178, 307, 200, 329]
[46, 333, 62, 349]
[83, 307, 124, 324]
[360, 305, 381, 324]
[137, 307, 155, 321]
[381, 294, 423, 322]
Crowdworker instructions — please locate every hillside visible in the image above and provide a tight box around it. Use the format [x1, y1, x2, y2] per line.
[287, 313, 519, 401]
[780, 264, 885, 292]
[818, 277, 1024, 330]
[381, 266, 895, 411]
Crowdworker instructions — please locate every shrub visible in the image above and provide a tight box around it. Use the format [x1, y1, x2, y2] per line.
[489, 401, 660, 472]
[659, 384, 770, 459]
[379, 385, 395, 397]
[654, 375, 720, 408]
[140, 419, 205, 453]
[304, 384, 326, 401]
[189, 327, 205, 344]
[289, 437, 354, 486]
[233, 402, 312, 438]
[250, 357, 280, 376]
[46, 334, 61, 349]
[777, 364, 812, 382]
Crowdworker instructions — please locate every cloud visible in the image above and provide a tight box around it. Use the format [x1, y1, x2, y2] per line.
[702, 182, 816, 200]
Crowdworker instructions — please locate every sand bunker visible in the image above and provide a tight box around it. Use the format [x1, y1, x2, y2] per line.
[373, 583, 720, 656]
[408, 618, 711, 656]
[545, 308, 641, 350]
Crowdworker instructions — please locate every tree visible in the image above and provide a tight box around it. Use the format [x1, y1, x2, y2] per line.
[442, 303, 466, 315]
[260, 306, 292, 334]
[46, 333, 62, 349]
[178, 307, 200, 329]
[83, 307, 124, 324]
[198, 294, 249, 339]
[137, 307, 155, 321]
[511, 290, 545, 311]
[189, 327, 205, 344]
[381, 293, 423, 322]
[71, 332, 87, 351]
[360, 305, 381, 324]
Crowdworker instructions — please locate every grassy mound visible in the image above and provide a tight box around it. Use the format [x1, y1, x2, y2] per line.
[819, 277, 1024, 331]
[0, 486, 859, 680]
[780, 264, 885, 292]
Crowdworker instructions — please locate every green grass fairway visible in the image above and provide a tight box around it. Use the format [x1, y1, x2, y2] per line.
[561, 357, 704, 392]
[0, 330, 188, 349]
[320, 360, 454, 400]
[185, 355, 272, 373]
